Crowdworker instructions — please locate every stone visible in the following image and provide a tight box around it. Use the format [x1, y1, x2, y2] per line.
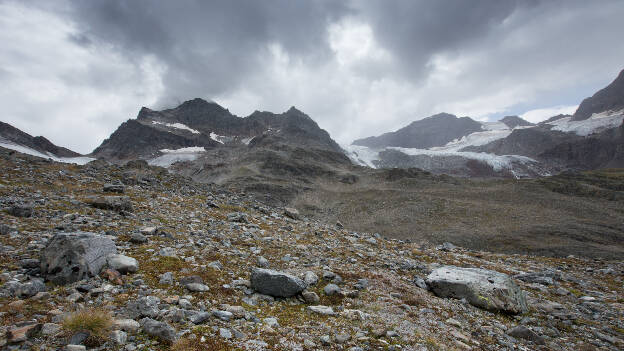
[16, 279, 46, 298]
[320, 335, 332, 345]
[126, 296, 161, 319]
[69, 331, 90, 345]
[19, 258, 40, 269]
[0, 223, 13, 235]
[514, 271, 555, 286]
[113, 319, 141, 332]
[7, 203, 33, 218]
[354, 278, 369, 290]
[7, 323, 41, 343]
[436, 242, 457, 251]
[219, 328, 232, 339]
[159, 247, 177, 257]
[507, 325, 545, 344]
[40, 232, 117, 285]
[159, 272, 174, 285]
[256, 256, 269, 268]
[227, 212, 247, 223]
[190, 312, 211, 324]
[85, 195, 133, 212]
[129, 233, 148, 244]
[110, 330, 127, 345]
[41, 323, 61, 336]
[107, 254, 138, 274]
[426, 266, 527, 314]
[413, 277, 428, 290]
[323, 283, 341, 296]
[303, 271, 319, 286]
[307, 305, 335, 316]
[103, 182, 125, 193]
[283, 207, 300, 219]
[140, 318, 177, 343]
[213, 310, 233, 321]
[302, 291, 320, 304]
[184, 282, 209, 292]
[66, 346, 87, 351]
[250, 268, 307, 298]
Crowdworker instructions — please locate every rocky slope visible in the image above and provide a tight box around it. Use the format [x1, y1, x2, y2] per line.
[0, 121, 84, 159]
[573, 69, 624, 121]
[1, 149, 623, 350]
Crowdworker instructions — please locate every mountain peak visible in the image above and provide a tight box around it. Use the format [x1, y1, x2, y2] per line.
[572, 68, 624, 121]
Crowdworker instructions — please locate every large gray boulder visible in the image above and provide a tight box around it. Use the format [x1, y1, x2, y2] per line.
[85, 196, 133, 212]
[426, 266, 527, 314]
[40, 232, 117, 285]
[250, 268, 307, 297]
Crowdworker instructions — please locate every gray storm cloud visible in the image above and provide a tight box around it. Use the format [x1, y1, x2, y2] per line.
[1, 0, 623, 153]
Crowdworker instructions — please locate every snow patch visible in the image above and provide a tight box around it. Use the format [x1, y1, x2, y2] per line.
[149, 147, 206, 167]
[210, 132, 226, 144]
[546, 109, 624, 136]
[152, 121, 200, 134]
[432, 129, 512, 152]
[342, 144, 380, 168]
[241, 137, 255, 145]
[480, 121, 509, 131]
[0, 140, 94, 165]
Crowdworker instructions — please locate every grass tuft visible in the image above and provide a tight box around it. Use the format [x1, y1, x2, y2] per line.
[62, 308, 113, 346]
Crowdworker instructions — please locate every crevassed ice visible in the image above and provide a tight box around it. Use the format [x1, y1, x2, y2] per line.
[546, 109, 624, 136]
[149, 146, 206, 167]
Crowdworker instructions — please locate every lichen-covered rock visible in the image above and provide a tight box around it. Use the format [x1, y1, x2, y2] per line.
[250, 268, 307, 297]
[85, 195, 133, 212]
[140, 318, 177, 343]
[40, 232, 117, 285]
[426, 266, 527, 314]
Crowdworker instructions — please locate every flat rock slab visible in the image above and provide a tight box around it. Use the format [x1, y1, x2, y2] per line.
[85, 195, 133, 212]
[250, 268, 307, 297]
[40, 232, 117, 285]
[426, 266, 527, 314]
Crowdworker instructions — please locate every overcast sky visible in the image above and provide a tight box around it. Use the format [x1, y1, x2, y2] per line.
[1, 0, 623, 153]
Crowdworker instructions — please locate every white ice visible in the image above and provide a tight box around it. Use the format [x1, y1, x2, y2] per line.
[149, 147, 206, 167]
[0, 140, 94, 165]
[546, 109, 624, 136]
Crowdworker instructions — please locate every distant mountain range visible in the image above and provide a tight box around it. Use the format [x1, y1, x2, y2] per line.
[345, 68, 624, 177]
[1, 68, 623, 187]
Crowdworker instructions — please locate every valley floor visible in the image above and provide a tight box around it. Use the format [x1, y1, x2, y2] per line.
[0, 149, 622, 350]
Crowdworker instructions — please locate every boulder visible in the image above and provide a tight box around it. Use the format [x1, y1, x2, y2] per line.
[426, 266, 527, 314]
[16, 279, 46, 298]
[40, 232, 117, 285]
[103, 182, 125, 193]
[85, 196, 133, 212]
[140, 318, 176, 343]
[7, 203, 33, 218]
[283, 207, 300, 220]
[107, 254, 138, 274]
[250, 268, 307, 298]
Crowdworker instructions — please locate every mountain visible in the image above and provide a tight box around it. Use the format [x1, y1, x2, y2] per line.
[572, 68, 624, 121]
[92, 99, 352, 204]
[348, 69, 624, 177]
[93, 99, 341, 161]
[0, 121, 93, 165]
[352, 113, 483, 149]
[500, 115, 534, 129]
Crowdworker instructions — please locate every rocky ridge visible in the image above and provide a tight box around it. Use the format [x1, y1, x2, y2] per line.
[0, 149, 622, 350]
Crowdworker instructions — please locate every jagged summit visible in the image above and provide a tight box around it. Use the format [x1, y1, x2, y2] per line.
[500, 115, 534, 129]
[572, 68, 624, 121]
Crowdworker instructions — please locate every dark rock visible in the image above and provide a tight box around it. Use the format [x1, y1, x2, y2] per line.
[19, 258, 40, 269]
[250, 268, 307, 298]
[8, 203, 33, 218]
[40, 232, 117, 285]
[103, 182, 125, 193]
[140, 318, 176, 343]
[0, 224, 12, 235]
[16, 279, 46, 298]
[129, 232, 148, 244]
[507, 325, 545, 344]
[85, 196, 133, 212]
[69, 331, 90, 345]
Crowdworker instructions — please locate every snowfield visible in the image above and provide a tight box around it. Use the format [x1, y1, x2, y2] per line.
[546, 109, 624, 136]
[0, 140, 94, 165]
[148, 147, 206, 167]
[152, 121, 201, 134]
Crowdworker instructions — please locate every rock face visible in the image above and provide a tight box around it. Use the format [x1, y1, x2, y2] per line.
[573, 68, 624, 120]
[250, 268, 307, 297]
[40, 232, 117, 285]
[0, 121, 81, 158]
[353, 113, 483, 149]
[426, 266, 527, 314]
